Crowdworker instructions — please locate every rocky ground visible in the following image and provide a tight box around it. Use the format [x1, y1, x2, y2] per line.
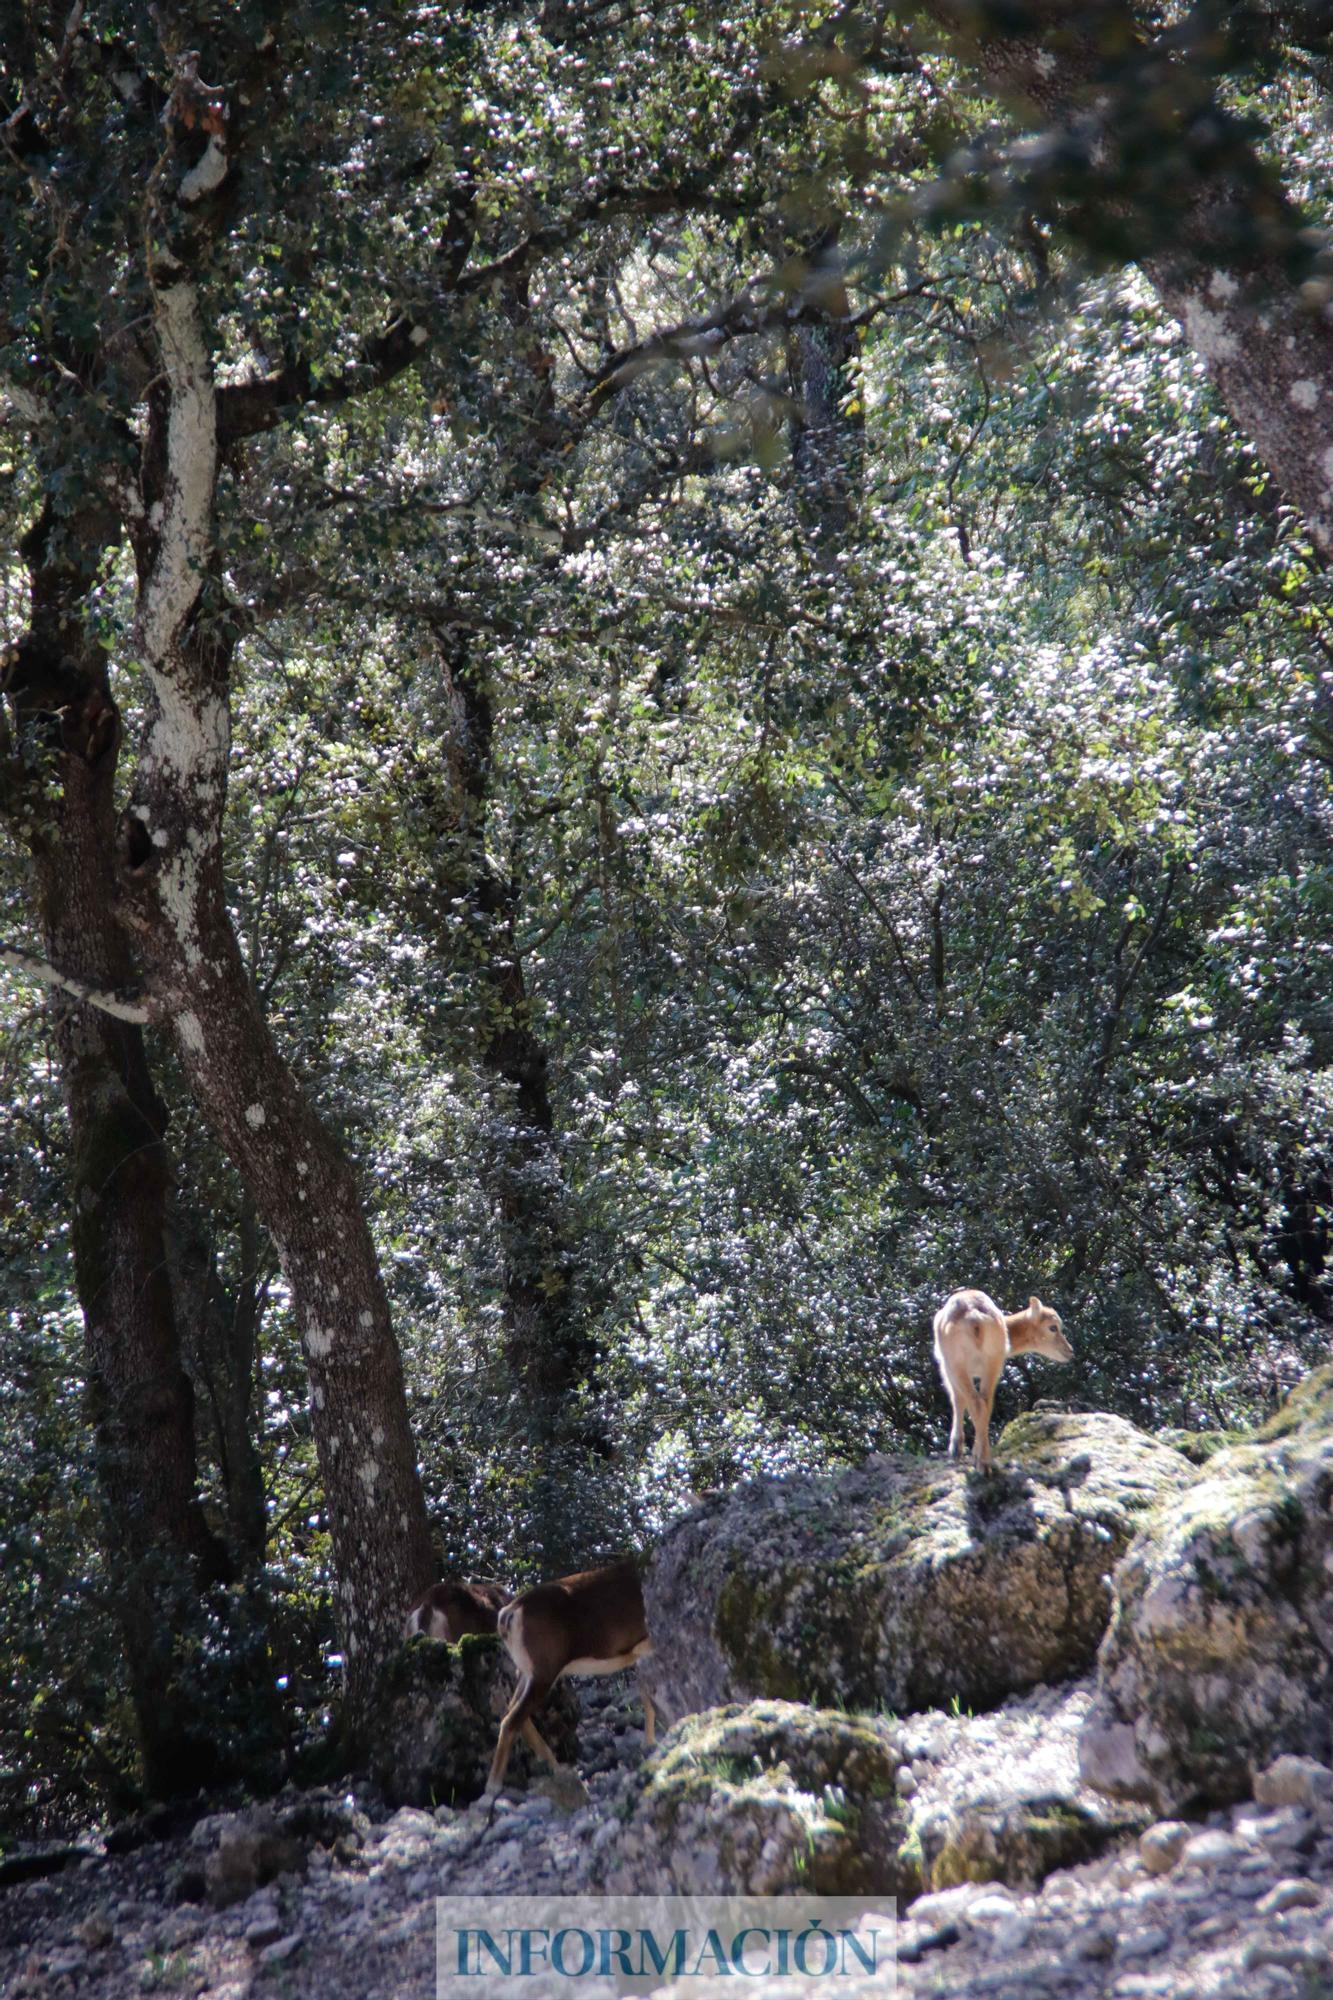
[891, 1756, 1333, 2000]
[4, 1679, 1333, 2000]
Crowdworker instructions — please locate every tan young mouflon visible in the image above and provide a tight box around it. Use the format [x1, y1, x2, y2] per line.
[933, 1288, 1073, 1473]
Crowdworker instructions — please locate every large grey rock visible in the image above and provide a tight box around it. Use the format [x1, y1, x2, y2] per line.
[597, 1686, 1138, 1903]
[1081, 1366, 1333, 1815]
[368, 1633, 579, 1808]
[643, 1414, 1190, 1726]
[594, 1701, 910, 1896]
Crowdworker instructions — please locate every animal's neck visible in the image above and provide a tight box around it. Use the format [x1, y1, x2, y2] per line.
[1004, 1311, 1041, 1353]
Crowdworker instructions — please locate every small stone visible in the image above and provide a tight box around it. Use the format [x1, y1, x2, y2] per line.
[245, 1914, 285, 1949]
[896, 1766, 918, 1796]
[1236, 1805, 1317, 1851]
[1258, 1878, 1323, 1915]
[1232, 1872, 1277, 1900]
[1139, 1820, 1190, 1874]
[961, 1892, 1032, 1953]
[1081, 1719, 1150, 1796]
[1254, 1756, 1333, 1810]
[1243, 1938, 1326, 1973]
[1116, 1926, 1169, 1960]
[46, 1950, 87, 1977]
[258, 1935, 301, 1969]
[1181, 1829, 1241, 1867]
[1072, 1922, 1117, 1960]
[158, 1913, 202, 1950]
[73, 1909, 114, 1950]
[908, 1884, 988, 1929]
[1191, 1910, 1239, 1940]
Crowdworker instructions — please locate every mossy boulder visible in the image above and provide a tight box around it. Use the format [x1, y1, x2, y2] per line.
[595, 1702, 910, 1896]
[643, 1414, 1190, 1726]
[1081, 1366, 1333, 1815]
[912, 1792, 1134, 1892]
[1157, 1428, 1246, 1467]
[367, 1633, 578, 1808]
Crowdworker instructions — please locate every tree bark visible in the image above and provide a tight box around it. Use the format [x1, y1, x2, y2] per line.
[115, 270, 434, 1734]
[435, 627, 611, 1472]
[168, 1194, 270, 1567]
[788, 228, 863, 557]
[918, 0, 1333, 557]
[3, 502, 233, 1797]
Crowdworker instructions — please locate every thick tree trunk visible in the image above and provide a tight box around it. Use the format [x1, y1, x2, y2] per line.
[117, 274, 434, 1734]
[436, 628, 610, 1470]
[3, 506, 233, 1797]
[169, 1195, 270, 1567]
[920, 0, 1333, 557]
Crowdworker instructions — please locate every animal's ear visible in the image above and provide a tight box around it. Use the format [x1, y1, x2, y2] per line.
[1029, 1295, 1041, 1312]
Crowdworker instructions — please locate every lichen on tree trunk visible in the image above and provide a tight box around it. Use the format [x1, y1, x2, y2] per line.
[115, 262, 436, 1737]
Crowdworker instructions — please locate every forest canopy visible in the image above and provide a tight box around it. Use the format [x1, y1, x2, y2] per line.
[0, 0, 1330, 1829]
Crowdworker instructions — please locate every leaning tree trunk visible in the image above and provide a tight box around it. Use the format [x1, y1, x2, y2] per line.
[919, 0, 1333, 560]
[116, 271, 435, 1736]
[2, 502, 235, 1797]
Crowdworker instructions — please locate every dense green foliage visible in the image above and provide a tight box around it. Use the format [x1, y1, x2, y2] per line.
[1, 1, 1330, 1830]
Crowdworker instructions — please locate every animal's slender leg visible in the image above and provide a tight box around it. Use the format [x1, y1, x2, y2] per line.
[520, 1717, 560, 1770]
[484, 1673, 555, 1800]
[973, 1351, 1004, 1473]
[946, 1372, 963, 1457]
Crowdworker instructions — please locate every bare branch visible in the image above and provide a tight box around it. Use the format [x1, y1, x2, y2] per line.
[584, 288, 847, 414]
[0, 943, 157, 1023]
[217, 182, 769, 444]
